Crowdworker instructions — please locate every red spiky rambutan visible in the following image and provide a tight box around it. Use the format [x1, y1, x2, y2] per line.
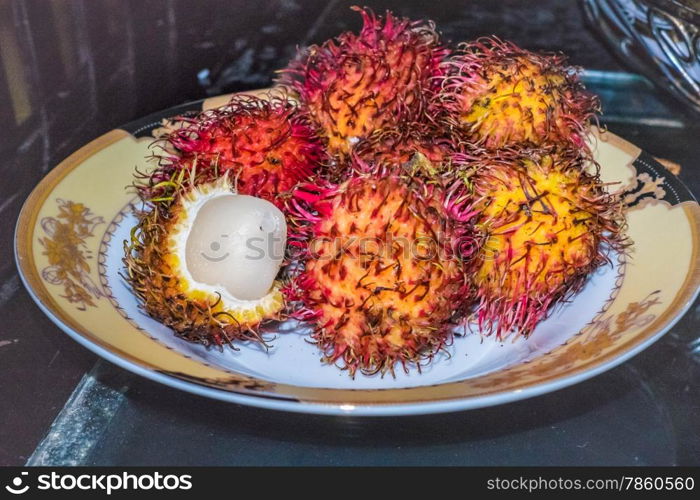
[286, 162, 479, 376]
[435, 37, 599, 151]
[459, 148, 625, 338]
[140, 93, 324, 208]
[280, 6, 449, 157]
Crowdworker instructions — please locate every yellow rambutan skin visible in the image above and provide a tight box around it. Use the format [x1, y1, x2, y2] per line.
[462, 59, 568, 149]
[475, 156, 595, 298]
[437, 38, 599, 151]
[465, 150, 626, 338]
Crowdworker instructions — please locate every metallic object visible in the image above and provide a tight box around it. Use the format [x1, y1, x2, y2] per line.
[583, 0, 700, 114]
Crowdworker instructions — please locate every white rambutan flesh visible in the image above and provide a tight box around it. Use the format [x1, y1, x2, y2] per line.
[184, 194, 287, 301]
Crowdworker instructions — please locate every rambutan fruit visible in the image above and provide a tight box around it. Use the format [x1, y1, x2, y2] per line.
[287, 165, 478, 376]
[280, 7, 449, 157]
[124, 174, 288, 347]
[143, 93, 324, 208]
[464, 149, 625, 337]
[350, 127, 455, 178]
[436, 37, 599, 150]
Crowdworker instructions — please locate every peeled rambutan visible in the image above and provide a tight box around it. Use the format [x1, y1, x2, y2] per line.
[463, 149, 625, 337]
[280, 7, 449, 157]
[124, 173, 288, 348]
[142, 93, 324, 208]
[435, 37, 599, 150]
[286, 164, 478, 376]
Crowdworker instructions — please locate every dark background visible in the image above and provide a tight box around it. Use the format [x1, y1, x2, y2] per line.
[0, 0, 698, 466]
